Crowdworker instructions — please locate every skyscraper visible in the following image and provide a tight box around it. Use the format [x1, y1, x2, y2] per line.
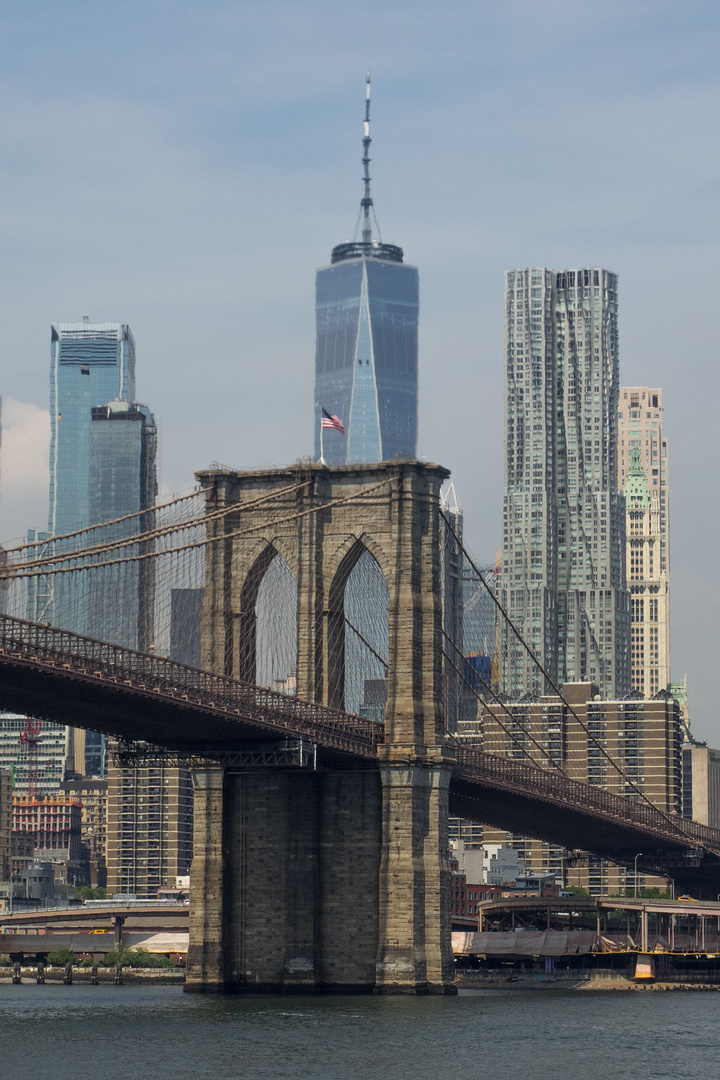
[618, 386, 670, 697]
[618, 387, 668, 568]
[32, 320, 156, 778]
[499, 267, 630, 699]
[49, 320, 136, 536]
[86, 400, 157, 651]
[314, 75, 418, 465]
[623, 448, 670, 696]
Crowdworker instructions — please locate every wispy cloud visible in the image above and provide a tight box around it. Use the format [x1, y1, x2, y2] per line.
[0, 399, 49, 544]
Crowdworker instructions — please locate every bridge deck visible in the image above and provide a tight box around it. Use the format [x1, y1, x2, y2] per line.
[3, 614, 720, 880]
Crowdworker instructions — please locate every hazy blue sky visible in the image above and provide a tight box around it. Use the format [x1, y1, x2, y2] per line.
[1, 1, 719, 734]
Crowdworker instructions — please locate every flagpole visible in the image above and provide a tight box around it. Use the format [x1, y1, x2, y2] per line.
[319, 414, 325, 465]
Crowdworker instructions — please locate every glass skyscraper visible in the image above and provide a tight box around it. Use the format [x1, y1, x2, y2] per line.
[314, 76, 418, 465]
[30, 320, 157, 777]
[499, 268, 630, 700]
[49, 321, 136, 535]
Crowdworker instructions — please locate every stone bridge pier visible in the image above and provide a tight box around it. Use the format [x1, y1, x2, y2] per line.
[185, 461, 457, 994]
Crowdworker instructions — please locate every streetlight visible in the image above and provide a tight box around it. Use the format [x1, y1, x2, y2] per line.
[634, 853, 643, 899]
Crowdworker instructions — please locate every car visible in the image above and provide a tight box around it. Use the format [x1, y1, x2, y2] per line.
[676, 895, 698, 902]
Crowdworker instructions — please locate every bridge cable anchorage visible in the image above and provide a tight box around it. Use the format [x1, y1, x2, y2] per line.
[441, 633, 565, 773]
[440, 508, 702, 844]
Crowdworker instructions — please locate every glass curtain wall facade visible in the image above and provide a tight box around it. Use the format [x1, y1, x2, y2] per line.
[31, 322, 155, 778]
[499, 267, 630, 699]
[49, 322, 136, 535]
[86, 401, 157, 651]
[314, 252, 419, 465]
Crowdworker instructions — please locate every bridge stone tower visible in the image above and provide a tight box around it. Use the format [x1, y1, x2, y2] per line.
[186, 460, 456, 993]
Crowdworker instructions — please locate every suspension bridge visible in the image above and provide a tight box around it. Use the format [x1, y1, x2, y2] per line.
[1, 459, 719, 993]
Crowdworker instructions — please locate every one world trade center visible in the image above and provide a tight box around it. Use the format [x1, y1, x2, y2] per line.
[313, 74, 419, 465]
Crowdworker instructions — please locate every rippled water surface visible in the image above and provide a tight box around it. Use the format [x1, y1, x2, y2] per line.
[1, 983, 718, 1080]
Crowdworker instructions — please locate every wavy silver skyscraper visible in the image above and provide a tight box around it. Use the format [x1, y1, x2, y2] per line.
[499, 268, 630, 699]
[314, 75, 418, 465]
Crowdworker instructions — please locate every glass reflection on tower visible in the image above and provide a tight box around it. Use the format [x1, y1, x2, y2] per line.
[314, 249, 418, 465]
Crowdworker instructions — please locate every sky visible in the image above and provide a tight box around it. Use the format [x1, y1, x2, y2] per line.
[1, 0, 719, 736]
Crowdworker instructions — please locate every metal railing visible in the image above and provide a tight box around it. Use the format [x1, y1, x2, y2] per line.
[0, 614, 383, 758]
[452, 743, 720, 856]
[4, 613, 720, 860]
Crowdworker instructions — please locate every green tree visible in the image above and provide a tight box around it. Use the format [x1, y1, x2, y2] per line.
[76, 885, 109, 901]
[47, 948, 77, 966]
[102, 947, 174, 968]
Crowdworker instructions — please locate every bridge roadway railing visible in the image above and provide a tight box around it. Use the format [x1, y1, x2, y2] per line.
[452, 742, 720, 857]
[0, 614, 382, 758]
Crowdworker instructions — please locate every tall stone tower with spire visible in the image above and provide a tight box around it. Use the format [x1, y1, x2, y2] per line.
[624, 445, 670, 696]
[313, 74, 419, 465]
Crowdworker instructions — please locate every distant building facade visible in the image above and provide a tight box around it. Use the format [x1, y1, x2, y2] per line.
[618, 387, 668, 574]
[170, 588, 204, 667]
[499, 268, 630, 700]
[618, 388, 670, 698]
[623, 448, 670, 696]
[106, 759, 193, 899]
[0, 712, 68, 796]
[682, 743, 720, 828]
[60, 776, 108, 887]
[12, 796, 82, 883]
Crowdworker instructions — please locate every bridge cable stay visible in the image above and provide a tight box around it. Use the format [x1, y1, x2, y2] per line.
[2, 485, 211, 556]
[439, 508, 701, 843]
[5, 479, 314, 573]
[0, 473, 397, 702]
[4, 476, 397, 581]
[440, 630, 565, 772]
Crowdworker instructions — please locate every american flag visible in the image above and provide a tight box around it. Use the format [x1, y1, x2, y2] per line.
[321, 408, 345, 434]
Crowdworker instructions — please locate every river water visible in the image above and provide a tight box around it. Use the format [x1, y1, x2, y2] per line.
[0, 983, 717, 1080]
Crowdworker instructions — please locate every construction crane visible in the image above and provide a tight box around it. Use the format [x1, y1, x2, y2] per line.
[19, 717, 42, 797]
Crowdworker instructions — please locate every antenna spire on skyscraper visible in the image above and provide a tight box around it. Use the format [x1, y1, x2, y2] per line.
[330, 70, 404, 265]
[361, 69, 373, 245]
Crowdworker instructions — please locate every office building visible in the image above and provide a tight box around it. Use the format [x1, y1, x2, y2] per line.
[499, 268, 630, 699]
[49, 320, 136, 537]
[618, 388, 670, 697]
[85, 400, 157, 650]
[623, 448, 670, 696]
[106, 758, 193, 899]
[32, 321, 157, 778]
[314, 75, 418, 465]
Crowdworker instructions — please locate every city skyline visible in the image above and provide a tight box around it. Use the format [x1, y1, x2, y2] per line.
[1, 3, 719, 735]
